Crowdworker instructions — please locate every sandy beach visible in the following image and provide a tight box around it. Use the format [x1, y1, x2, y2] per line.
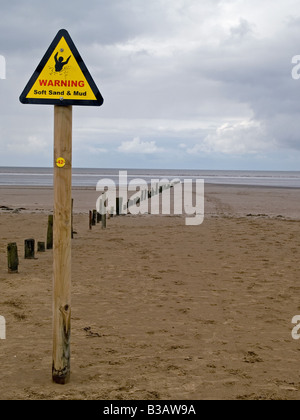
[1, 184, 300, 400]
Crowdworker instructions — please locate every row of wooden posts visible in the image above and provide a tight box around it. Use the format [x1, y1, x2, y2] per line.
[88, 195, 125, 230]
[7, 195, 114, 272]
[89, 209, 107, 230]
[6, 196, 81, 274]
[7, 184, 175, 272]
[7, 215, 54, 274]
[90, 182, 176, 229]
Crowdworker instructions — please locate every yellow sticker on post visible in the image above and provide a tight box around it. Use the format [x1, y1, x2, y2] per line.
[56, 157, 66, 168]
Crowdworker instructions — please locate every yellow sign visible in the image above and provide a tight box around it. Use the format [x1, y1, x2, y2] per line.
[56, 157, 66, 168]
[20, 29, 103, 106]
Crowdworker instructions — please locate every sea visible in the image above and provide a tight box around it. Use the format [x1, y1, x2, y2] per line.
[0, 167, 300, 188]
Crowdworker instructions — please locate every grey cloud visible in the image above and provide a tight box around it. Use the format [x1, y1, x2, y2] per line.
[230, 18, 254, 39]
[1, 0, 300, 168]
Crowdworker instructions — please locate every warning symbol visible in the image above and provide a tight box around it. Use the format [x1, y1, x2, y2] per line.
[54, 52, 71, 72]
[20, 29, 104, 106]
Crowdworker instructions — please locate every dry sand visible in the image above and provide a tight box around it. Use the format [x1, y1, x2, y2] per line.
[0, 184, 300, 400]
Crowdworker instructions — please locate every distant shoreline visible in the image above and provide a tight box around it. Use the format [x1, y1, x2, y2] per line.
[1, 184, 300, 219]
[1, 167, 300, 188]
[0, 182, 299, 190]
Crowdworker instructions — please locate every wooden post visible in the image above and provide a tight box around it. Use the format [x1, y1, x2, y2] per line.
[52, 105, 72, 385]
[7, 243, 19, 273]
[92, 209, 97, 225]
[38, 242, 46, 252]
[89, 210, 92, 230]
[102, 213, 107, 229]
[116, 197, 123, 216]
[24, 239, 35, 259]
[47, 215, 53, 249]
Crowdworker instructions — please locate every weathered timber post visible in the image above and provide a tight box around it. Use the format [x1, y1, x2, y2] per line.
[47, 215, 53, 250]
[119, 197, 123, 215]
[19, 29, 104, 386]
[102, 213, 107, 229]
[92, 209, 97, 225]
[24, 239, 35, 259]
[7, 243, 19, 273]
[52, 105, 72, 385]
[89, 210, 92, 230]
[38, 242, 46, 252]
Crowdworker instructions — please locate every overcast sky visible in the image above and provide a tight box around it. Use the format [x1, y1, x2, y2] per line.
[1, 0, 300, 170]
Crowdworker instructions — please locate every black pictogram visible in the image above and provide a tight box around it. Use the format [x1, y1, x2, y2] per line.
[54, 52, 71, 72]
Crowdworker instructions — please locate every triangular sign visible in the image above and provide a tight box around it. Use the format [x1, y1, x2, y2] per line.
[20, 29, 104, 106]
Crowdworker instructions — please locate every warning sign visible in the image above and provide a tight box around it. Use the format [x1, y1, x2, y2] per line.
[20, 29, 104, 106]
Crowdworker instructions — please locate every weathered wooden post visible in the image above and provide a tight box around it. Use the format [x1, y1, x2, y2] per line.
[102, 213, 107, 229]
[38, 242, 46, 252]
[89, 210, 92, 230]
[47, 215, 53, 250]
[116, 198, 120, 215]
[119, 197, 123, 215]
[7, 243, 19, 273]
[92, 209, 97, 225]
[52, 105, 72, 384]
[24, 239, 35, 259]
[19, 29, 103, 385]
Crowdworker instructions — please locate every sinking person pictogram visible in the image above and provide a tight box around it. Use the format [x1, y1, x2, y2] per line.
[54, 52, 71, 72]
